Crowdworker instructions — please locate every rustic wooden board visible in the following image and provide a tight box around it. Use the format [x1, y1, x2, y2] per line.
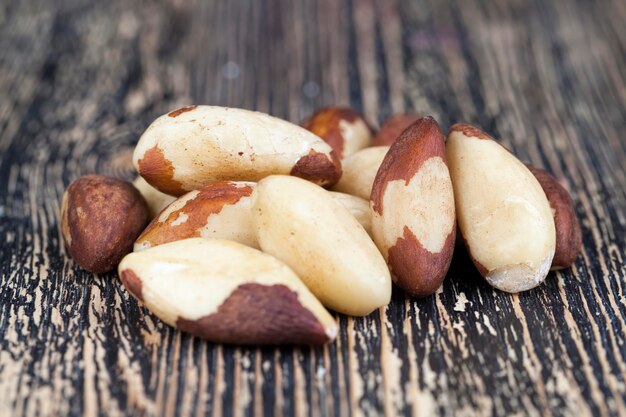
[1, 0, 625, 416]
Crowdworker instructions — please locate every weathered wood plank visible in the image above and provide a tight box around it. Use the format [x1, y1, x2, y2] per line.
[0, 0, 624, 416]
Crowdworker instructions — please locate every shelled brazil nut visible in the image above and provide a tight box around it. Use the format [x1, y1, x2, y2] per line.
[253, 175, 391, 316]
[134, 106, 342, 196]
[446, 124, 556, 292]
[371, 117, 456, 297]
[119, 238, 337, 345]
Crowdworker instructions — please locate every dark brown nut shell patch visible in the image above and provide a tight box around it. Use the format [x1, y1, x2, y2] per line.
[61, 175, 149, 273]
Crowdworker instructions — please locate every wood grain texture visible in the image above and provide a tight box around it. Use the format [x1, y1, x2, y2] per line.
[0, 0, 625, 416]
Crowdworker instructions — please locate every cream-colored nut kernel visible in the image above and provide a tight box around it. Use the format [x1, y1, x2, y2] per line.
[254, 175, 391, 316]
[61, 175, 149, 273]
[332, 146, 389, 200]
[133, 105, 341, 196]
[119, 238, 337, 345]
[132, 176, 176, 218]
[371, 116, 456, 297]
[446, 124, 556, 292]
[329, 192, 372, 236]
[302, 107, 373, 160]
[134, 181, 257, 251]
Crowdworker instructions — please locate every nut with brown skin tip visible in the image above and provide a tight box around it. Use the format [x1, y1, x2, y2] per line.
[134, 181, 257, 251]
[371, 117, 456, 297]
[446, 124, 556, 293]
[254, 175, 391, 316]
[302, 107, 374, 160]
[332, 146, 390, 200]
[133, 105, 342, 196]
[118, 238, 337, 345]
[527, 165, 582, 270]
[132, 176, 176, 219]
[372, 114, 421, 146]
[60, 175, 149, 273]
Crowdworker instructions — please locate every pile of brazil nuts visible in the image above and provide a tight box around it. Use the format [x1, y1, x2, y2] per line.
[60, 105, 582, 345]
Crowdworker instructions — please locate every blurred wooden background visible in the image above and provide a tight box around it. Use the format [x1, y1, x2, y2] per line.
[0, 0, 625, 416]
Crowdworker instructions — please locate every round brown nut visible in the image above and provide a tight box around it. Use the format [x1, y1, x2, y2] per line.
[446, 124, 556, 292]
[302, 107, 374, 160]
[526, 165, 582, 270]
[372, 114, 421, 146]
[119, 238, 337, 345]
[134, 181, 257, 251]
[60, 175, 149, 273]
[133, 105, 342, 196]
[371, 116, 456, 297]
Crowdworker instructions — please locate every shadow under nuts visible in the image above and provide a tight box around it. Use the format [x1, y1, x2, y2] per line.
[61, 175, 149, 273]
[119, 238, 338, 345]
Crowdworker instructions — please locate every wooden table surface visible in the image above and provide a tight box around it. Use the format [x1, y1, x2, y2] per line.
[1, 0, 625, 416]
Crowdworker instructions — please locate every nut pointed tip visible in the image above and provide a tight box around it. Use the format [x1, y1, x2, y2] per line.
[447, 123, 495, 141]
[484, 251, 554, 293]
